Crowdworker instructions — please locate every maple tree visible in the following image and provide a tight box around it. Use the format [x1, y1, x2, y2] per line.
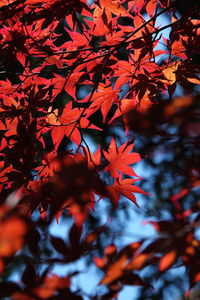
[0, 0, 199, 299]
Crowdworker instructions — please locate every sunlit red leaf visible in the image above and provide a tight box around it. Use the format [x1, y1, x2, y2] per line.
[33, 274, 70, 299]
[99, 254, 127, 285]
[109, 175, 149, 206]
[85, 83, 119, 122]
[0, 217, 27, 257]
[103, 139, 141, 178]
[159, 250, 177, 271]
[126, 254, 148, 270]
[162, 62, 181, 85]
[187, 78, 200, 84]
[146, 0, 157, 17]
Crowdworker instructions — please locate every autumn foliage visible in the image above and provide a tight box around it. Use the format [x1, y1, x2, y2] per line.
[0, 0, 200, 299]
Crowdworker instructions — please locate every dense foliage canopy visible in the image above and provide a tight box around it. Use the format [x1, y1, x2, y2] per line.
[0, 0, 199, 299]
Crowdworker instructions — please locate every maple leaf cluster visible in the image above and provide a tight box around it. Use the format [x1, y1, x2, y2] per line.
[0, 0, 199, 299]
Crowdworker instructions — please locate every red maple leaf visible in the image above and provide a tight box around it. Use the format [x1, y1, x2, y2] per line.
[108, 175, 149, 206]
[84, 83, 119, 123]
[45, 102, 101, 150]
[103, 139, 141, 178]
